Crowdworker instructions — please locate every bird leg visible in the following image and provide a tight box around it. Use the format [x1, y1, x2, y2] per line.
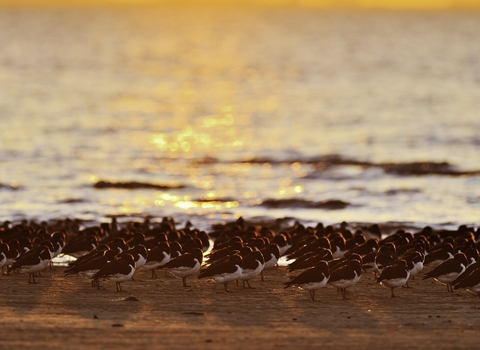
[261, 271, 264, 282]
[151, 270, 157, 279]
[182, 276, 190, 288]
[116, 282, 122, 292]
[28, 273, 37, 284]
[224, 283, 230, 292]
[310, 291, 315, 301]
[390, 288, 396, 298]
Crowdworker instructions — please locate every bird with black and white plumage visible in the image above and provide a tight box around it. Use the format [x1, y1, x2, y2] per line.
[272, 232, 292, 256]
[377, 259, 410, 298]
[455, 269, 480, 297]
[66, 244, 109, 270]
[181, 237, 203, 254]
[284, 260, 330, 301]
[237, 247, 265, 289]
[211, 235, 243, 252]
[374, 242, 397, 276]
[286, 236, 331, 261]
[329, 253, 363, 273]
[451, 261, 480, 289]
[347, 238, 379, 257]
[424, 242, 455, 268]
[464, 248, 479, 266]
[422, 252, 468, 292]
[159, 247, 203, 287]
[93, 254, 136, 292]
[195, 230, 211, 253]
[329, 233, 347, 259]
[8, 245, 51, 284]
[17, 237, 32, 255]
[198, 253, 243, 292]
[453, 263, 480, 297]
[0, 242, 8, 271]
[61, 234, 99, 259]
[206, 241, 244, 265]
[4, 239, 21, 272]
[65, 249, 118, 287]
[259, 243, 281, 281]
[120, 244, 148, 271]
[287, 247, 333, 272]
[328, 257, 362, 299]
[143, 242, 171, 279]
[345, 231, 367, 251]
[103, 237, 128, 255]
[402, 250, 424, 286]
[50, 231, 67, 259]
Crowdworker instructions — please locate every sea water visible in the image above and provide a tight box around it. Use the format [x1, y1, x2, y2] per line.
[1, 5, 479, 232]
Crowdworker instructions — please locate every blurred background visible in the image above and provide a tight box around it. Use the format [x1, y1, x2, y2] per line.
[1, 0, 480, 232]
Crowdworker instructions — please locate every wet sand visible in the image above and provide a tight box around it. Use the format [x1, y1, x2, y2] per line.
[1, 265, 479, 349]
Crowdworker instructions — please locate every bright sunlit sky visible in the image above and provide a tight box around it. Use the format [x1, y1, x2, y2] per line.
[1, 0, 480, 9]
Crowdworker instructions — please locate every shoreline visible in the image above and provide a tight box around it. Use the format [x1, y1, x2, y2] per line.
[1, 264, 480, 349]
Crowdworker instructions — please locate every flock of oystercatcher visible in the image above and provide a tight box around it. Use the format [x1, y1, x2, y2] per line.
[1, 217, 480, 300]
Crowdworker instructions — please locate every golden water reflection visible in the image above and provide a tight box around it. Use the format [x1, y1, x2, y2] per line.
[150, 114, 243, 156]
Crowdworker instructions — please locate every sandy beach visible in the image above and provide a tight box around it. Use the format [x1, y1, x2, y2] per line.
[1, 263, 479, 350]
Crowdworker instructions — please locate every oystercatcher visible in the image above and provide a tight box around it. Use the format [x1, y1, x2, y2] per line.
[328, 258, 362, 299]
[8, 246, 51, 283]
[198, 253, 243, 292]
[402, 251, 424, 286]
[259, 243, 281, 281]
[4, 239, 21, 271]
[451, 261, 480, 289]
[65, 249, 118, 287]
[66, 245, 109, 270]
[453, 266, 480, 297]
[329, 234, 347, 259]
[120, 245, 148, 270]
[377, 259, 410, 297]
[422, 252, 468, 292]
[206, 241, 243, 264]
[288, 248, 333, 272]
[374, 242, 397, 276]
[464, 248, 479, 266]
[345, 232, 367, 251]
[424, 243, 454, 267]
[286, 237, 331, 261]
[93, 254, 136, 292]
[143, 242, 171, 278]
[169, 241, 183, 259]
[18, 237, 32, 254]
[0, 243, 8, 270]
[159, 247, 203, 287]
[50, 231, 67, 258]
[62, 235, 99, 258]
[329, 253, 362, 272]
[347, 238, 378, 256]
[237, 249, 265, 289]
[272, 232, 292, 256]
[284, 260, 330, 301]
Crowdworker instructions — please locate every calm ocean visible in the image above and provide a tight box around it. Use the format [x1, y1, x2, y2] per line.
[1, 5, 479, 233]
